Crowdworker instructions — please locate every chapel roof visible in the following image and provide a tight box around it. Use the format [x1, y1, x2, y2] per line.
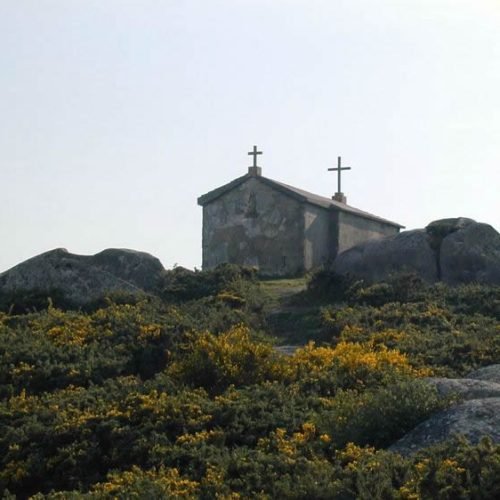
[198, 173, 404, 229]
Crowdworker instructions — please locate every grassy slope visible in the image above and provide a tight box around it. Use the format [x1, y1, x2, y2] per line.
[260, 277, 325, 345]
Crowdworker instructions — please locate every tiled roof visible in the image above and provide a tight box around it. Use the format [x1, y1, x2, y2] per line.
[198, 173, 404, 228]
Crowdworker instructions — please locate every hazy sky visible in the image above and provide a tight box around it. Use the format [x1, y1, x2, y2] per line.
[1, 0, 499, 272]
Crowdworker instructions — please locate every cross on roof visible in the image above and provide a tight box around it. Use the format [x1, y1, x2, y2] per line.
[328, 156, 351, 195]
[248, 145, 262, 168]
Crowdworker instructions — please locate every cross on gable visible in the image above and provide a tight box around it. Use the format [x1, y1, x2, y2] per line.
[248, 145, 262, 168]
[328, 156, 351, 195]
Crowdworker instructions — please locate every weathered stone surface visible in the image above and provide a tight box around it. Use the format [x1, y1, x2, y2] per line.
[332, 229, 438, 283]
[332, 218, 500, 285]
[0, 248, 165, 306]
[91, 248, 164, 291]
[440, 222, 500, 285]
[201, 177, 306, 276]
[425, 217, 475, 248]
[390, 398, 500, 455]
[467, 365, 500, 384]
[425, 377, 500, 400]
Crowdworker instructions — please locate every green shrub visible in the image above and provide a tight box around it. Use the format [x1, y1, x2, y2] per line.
[307, 269, 361, 303]
[0, 288, 77, 314]
[157, 264, 257, 303]
[352, 273, 428, 306]
[316, 377, 448, 448]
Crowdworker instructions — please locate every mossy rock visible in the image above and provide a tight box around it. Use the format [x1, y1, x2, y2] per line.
[426, 217, 475, 250]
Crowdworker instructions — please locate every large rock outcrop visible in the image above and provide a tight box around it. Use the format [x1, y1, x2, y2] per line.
[390, 366, 500, 455]
[440, 222, 500, 285]
[467, 365, 500, 385]
[424, 377, 500, 400]
[332, 218, 500, 285]
[333, 229, 438, 283]
[91, 248, 165, 291]
[0, 248, 165, 306]
[390, 398, 500, 455]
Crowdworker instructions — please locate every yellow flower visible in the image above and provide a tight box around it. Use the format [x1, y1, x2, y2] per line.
[319, 434, 331, 443]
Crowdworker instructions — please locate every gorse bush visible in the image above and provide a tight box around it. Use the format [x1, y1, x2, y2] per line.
[327, 302, 500, 376]
[306, 270, 428, 306]
[167, 325, 280, 392]
[0, 267, 499, 498]
[282, 340, 429, 394]
[157, 263, 258, 303]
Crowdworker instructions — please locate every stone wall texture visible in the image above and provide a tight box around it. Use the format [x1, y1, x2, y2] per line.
[202, 178, 305, 276]
[336, 211, 400, 255]
[303, 204, 332, 270]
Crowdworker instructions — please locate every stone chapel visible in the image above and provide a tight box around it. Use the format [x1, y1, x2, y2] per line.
[198, 147, 403, 276]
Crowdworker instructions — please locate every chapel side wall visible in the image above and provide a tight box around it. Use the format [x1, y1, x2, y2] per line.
[303, 205, 332, 270]
[202, 178, 304, 276]
[336, 211, 400, 255]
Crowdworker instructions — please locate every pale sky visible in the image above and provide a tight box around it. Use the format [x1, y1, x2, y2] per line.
[1, 0, 499, 272]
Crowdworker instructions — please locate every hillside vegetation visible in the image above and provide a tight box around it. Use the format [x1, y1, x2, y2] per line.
[1, 266, 499, 499]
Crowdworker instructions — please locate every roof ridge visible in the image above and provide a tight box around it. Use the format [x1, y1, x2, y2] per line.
[259, 177, 404, 228]
[198, 173, 404, 228]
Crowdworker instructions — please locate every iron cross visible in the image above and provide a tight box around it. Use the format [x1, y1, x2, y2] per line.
[328, 156, 351, 194]
[248, 145, 262, 168]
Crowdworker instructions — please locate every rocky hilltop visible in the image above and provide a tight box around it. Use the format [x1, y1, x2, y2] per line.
[333, 217, 500, 285]
[0, 248, 165, 306]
